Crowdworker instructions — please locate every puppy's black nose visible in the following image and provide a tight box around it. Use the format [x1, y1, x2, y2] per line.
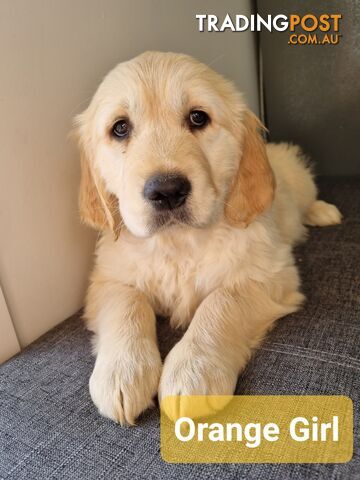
[143, 174, 191, 211]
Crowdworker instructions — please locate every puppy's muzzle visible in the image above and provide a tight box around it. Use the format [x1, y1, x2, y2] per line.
[143, 173, 191, 211]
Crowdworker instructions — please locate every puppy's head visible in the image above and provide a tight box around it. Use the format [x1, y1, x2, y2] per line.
[76, 51, 274, 238]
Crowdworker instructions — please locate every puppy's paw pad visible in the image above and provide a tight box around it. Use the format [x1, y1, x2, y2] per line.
[305, 200, 342, 226]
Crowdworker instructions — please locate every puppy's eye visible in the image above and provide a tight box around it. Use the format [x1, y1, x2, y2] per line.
[189, 110, 209, 129]
[112, 119, 130, 139]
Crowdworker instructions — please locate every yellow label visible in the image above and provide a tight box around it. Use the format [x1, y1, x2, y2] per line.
[160, 395, 353, 463]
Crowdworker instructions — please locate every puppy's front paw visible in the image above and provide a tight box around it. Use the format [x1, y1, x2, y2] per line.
[159, 339, 237, 421]
[89, 340, 162, 425]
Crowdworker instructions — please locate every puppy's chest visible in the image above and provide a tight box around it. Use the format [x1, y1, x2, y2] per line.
[124, 233, 250, 326]
[135, 248, 204, 326]
[107, 224, 273, 327]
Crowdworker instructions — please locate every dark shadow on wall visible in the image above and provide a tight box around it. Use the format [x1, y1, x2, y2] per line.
[256, 0, 360, 175]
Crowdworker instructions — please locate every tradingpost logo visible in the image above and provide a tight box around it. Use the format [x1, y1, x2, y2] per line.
[196, 14, 343, 46]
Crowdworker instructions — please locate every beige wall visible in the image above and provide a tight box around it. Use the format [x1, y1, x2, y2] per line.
[0, 0, 259, 351]
[0, 287, 20, 362]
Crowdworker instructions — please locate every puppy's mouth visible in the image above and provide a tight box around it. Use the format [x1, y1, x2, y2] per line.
[150, 206, 192, 233]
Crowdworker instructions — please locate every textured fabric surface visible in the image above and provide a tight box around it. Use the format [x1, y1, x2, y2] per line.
[0, 177, 359, 479]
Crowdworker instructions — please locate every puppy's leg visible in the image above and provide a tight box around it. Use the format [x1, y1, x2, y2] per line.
[305, 200, 342, 226]
[267, 143, 342, 230]
[159, 282, 301, 420]
[86, 280, 162, 425]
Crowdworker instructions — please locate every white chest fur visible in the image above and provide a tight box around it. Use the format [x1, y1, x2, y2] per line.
[95, 217, 292, 328]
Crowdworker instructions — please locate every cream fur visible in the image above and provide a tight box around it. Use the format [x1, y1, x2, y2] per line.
[76, 52, 342, 424]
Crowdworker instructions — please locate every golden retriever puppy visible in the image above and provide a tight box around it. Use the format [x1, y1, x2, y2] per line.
[75, 51, 341, 425]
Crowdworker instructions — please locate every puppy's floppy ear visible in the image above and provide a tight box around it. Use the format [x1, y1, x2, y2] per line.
[225, 111, 275, 227]
[76, 125, 121, 239]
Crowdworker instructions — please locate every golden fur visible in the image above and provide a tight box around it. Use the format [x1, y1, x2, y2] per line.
[225, 111, 275, 226]
[75, 51, 342, 424]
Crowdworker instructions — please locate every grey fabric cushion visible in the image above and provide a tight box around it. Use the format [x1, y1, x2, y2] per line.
[0, 177, 359, 479]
